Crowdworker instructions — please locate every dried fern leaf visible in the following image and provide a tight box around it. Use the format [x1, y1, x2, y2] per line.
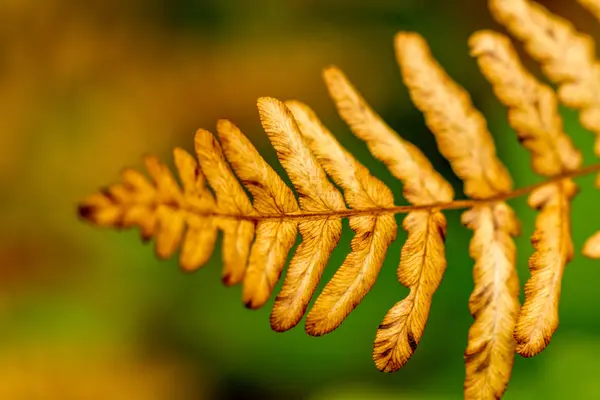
[373, 210, 447, 372]
[579, 0, 600, 21]
[515, 180, 578, 357]
[194, 130, 256, 285]
[256, 97, 347, 332]
[323, 66, 454, 370]
[322, 66, 454, 205]
[395, 31, 513, 199]
[462, 204, 520, 400]
[489, 0, 600, 152]
[284, 100, 397, 335]
[216, 119, 299, 308]
[470, 30, 583, 176]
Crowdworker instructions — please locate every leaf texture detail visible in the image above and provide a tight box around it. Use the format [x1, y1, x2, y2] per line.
[462, 204, 520, 400]
[515, 180, 578, 357]
[470, 30, 583, 176]
[373, 210, 447, 372]
[395, 31, 512, 199]
[323, 66, 454, 205]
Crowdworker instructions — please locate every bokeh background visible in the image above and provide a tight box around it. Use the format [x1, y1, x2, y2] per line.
[2, 0, 600, 398]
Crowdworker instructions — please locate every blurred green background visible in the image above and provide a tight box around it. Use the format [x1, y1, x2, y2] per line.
[2, 0, 600, 398]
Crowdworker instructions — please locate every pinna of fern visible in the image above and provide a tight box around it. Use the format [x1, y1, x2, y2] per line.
[78, 0, 600, 399]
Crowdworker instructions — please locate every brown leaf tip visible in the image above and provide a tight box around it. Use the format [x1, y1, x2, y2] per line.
[77, 204, 96, 221]
[515, 336, 553, 358]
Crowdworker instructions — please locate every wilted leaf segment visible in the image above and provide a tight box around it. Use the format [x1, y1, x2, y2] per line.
[79, 0, 600, 399]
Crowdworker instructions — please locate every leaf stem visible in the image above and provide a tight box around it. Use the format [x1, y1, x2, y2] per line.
[194, 162, 600, 221]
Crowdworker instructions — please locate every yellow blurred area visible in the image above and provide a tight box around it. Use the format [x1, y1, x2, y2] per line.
[0, 342, 207, 399]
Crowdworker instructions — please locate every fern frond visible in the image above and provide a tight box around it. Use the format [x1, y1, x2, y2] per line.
[78, 2, 600, 397]
[462, 204, 520, 400]
[515, 180, 577, 357]
[78, 151, 221, 272]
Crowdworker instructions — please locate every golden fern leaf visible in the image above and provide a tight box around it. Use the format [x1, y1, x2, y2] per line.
[284, 100, 397, 336]
[374, 209, 447, 372]
[395, 32, 513, 198]
[470, 29, 582, 357]
[322, 67, 454, 206]
[489, 0, 600, 143]
[216, 119, 299, 308]
[323, 66, 454, 371]
[461, 204, 520, 400]
[395, 31, 522, 398]
[469, 31, 582, 176]
[515, 180, 577, 357]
